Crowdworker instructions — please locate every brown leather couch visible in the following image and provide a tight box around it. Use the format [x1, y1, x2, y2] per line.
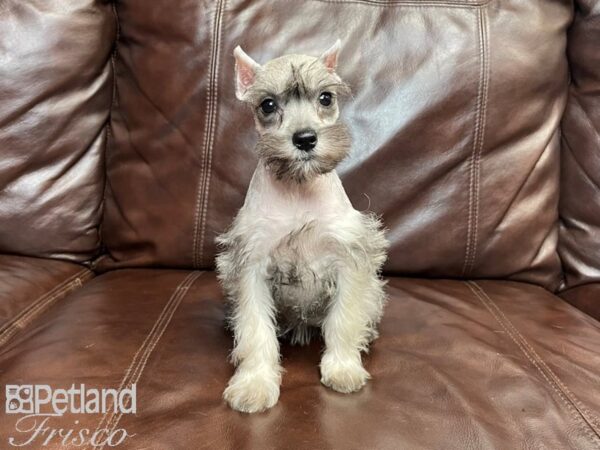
[1, 1, 599, 449]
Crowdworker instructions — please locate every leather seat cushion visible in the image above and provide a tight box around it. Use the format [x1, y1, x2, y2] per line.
[1, 270, 598, 449]
[0, 254, 92, 347]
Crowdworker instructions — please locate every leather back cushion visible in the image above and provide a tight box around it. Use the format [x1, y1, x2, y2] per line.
[100, 0, 571, 290]
[559, 1, 600, 290]
[0, 0, 115, 262]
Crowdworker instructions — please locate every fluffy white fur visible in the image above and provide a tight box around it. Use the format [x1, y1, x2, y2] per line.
[216, 43, 388, 413]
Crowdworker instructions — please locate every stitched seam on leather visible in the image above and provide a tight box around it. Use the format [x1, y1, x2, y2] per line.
[0, 269, 92, 347]
[85, 271, 203, 450]
[466, 281, 600, 446]
[462, 10, 481, 277]
[192, 40, 213, 268]
[7, 271, 92, 331]
[462, 7, 489, 277]
[192, 1, 225, 269]
[470, 9, 489, 273]
[198, 0, 226, 269]
[191, 8, 216, 268]
[88, 272, 196, 433]
[473, 282, 600, 431]
[467, 282, 600, 446]
[107, 1, 120, 112]
[93, 271, 202, 450]
[313, 0, 491, 7]
[0, 268, 88, 336]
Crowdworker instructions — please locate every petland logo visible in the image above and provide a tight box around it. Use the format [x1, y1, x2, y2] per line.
[4, 384, 136, 447]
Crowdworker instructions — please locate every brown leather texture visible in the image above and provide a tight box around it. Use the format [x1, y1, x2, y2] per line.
[0, 0, 115, 262]
[0, 270, 598, 449]
[99, 0, 569, 291]
[0, 255, 93, 347]
[2, 0, 600, 448]
[559, 0, 600, 291]
[561, 284, 600, 321]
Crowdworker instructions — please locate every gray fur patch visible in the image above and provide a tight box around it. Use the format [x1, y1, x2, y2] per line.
[245, 57, 351, 106]
[268, 260, 336, 327]
[256, 122, 351, 183]
[266, 221, 338, 339]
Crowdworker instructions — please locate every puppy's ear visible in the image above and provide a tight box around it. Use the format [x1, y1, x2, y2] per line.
[319, 39, 341, 73]
[234, 46, 260, 101]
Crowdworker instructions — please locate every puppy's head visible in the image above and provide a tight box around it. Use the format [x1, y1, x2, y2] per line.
[234, 41, 351, 183]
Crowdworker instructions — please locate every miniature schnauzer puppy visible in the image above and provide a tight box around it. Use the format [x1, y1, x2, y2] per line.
[216, 40, 388, 413]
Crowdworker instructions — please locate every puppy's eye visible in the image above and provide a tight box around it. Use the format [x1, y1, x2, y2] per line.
[319, 92, 333, 107]
[260, 98, 277, 115]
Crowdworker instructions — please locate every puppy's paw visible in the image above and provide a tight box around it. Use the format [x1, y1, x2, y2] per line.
[320, 354, 370, 394]
[223, 368, 280, 413]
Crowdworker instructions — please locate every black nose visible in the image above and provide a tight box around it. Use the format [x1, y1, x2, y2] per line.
[292, 129, 318, 151]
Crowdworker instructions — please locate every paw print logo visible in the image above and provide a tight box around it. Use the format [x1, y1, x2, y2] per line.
[5, 385, 34, 414]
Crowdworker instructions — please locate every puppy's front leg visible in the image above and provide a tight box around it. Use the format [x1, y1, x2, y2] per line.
[223, 265, 282, 413]
[321, 266, 382, 394]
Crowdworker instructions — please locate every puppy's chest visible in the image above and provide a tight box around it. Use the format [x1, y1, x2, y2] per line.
[265, 219, 339, 327]
[241, 168, 356, 326]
